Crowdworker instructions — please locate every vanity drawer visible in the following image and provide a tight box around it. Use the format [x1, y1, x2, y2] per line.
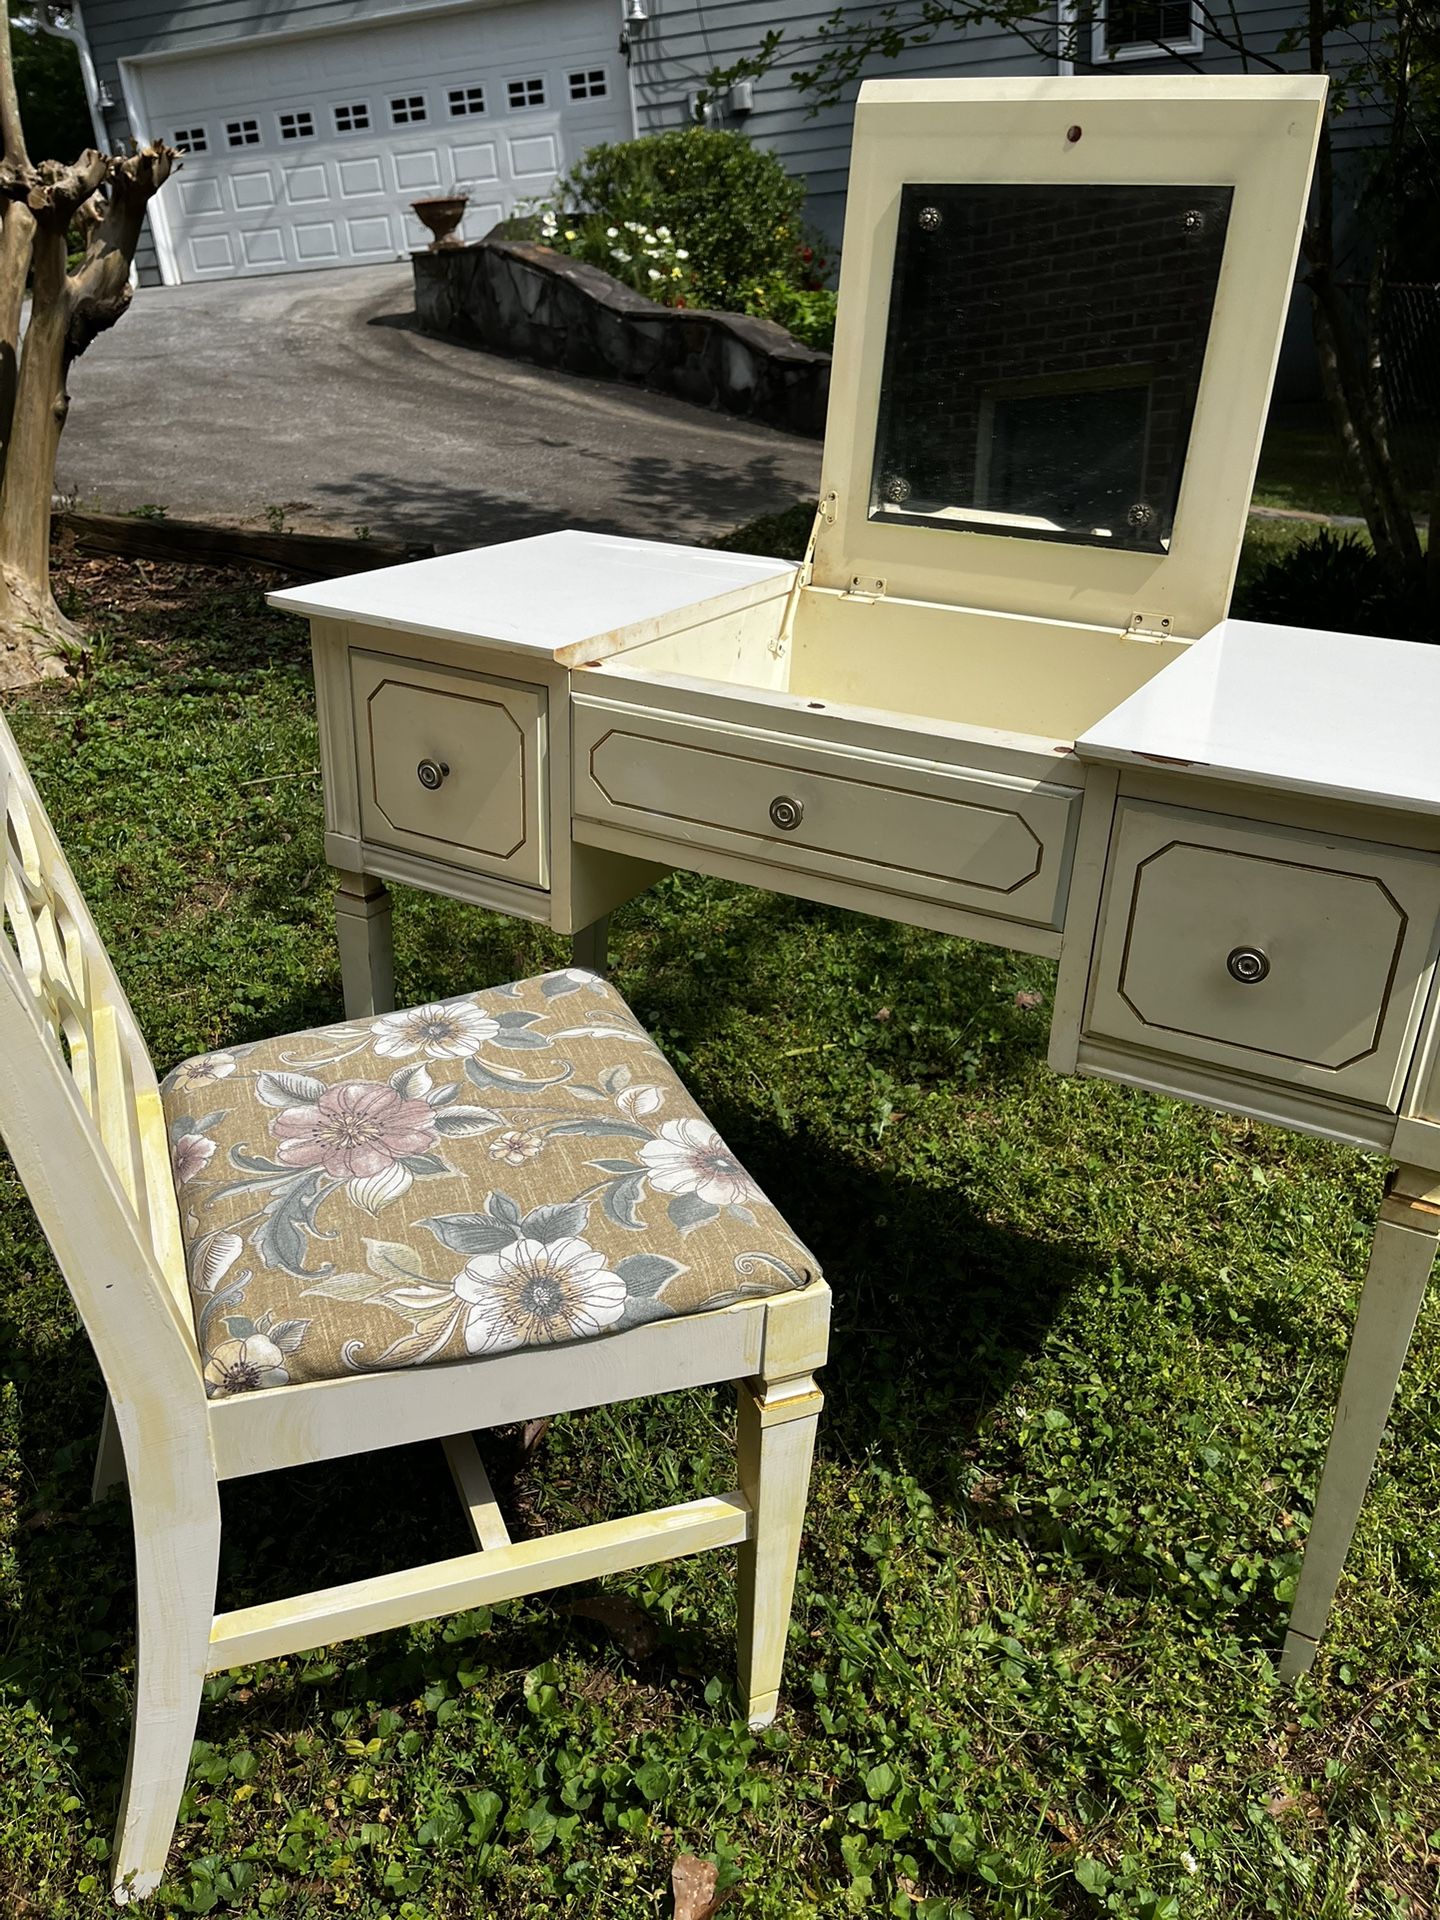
[1086, 800, 1440, 1109]
[572, 696, 1078, 931]
[350, 652, 548, 888]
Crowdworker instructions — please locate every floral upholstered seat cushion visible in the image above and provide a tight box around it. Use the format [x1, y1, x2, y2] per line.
[159, 970, 819, 1397]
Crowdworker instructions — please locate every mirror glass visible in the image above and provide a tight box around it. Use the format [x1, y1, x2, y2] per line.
[869, 183, 1234, 552]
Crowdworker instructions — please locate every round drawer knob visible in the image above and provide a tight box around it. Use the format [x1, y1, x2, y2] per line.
[769, 795, 804, 832]
[416, 758, 450, 791]
[1226, 945, 1270, 985]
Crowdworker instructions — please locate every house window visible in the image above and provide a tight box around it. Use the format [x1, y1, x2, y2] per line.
[390, 94, 428, 125]
[448, 85, 487, 117]
[568, 69, 607, 100]
[226, 119, 261, 148]
[507, 76, 546, 109]
[333, 102, 370, 133]
[173, 126, 208, 153]
[1094, 0, 1203, 58]
[278, 110, 315, 141]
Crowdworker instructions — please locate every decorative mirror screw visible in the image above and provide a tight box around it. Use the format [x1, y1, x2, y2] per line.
[1126, 502, 1157, 531]
[416, 758, 450, 790]
[1226, 946, 1271, 985]
[769, 795, 804, 831]
[917, 205, 943, 231]
[1182, 208, 1207, 234]
[885, 475, 912, 504]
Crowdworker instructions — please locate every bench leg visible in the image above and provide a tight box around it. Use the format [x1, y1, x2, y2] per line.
[112, 1467, 221, 1901]
[335, 869, 395, 1019]
[735, 1371, 823, 1728]
[1280, 1168, 1439, 1680]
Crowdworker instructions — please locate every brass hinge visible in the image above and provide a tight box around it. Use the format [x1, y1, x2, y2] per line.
[1127, 611, 1174, 642]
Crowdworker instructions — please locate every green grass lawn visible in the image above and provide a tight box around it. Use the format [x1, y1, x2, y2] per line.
[1, 553, 1438, 1919]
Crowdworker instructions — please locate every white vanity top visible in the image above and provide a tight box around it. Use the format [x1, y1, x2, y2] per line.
[268, 531, 796, 666]
[1077, 619, 1440, 817]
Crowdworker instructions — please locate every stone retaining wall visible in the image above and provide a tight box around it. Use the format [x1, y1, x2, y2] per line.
[412, 239, 830, 439]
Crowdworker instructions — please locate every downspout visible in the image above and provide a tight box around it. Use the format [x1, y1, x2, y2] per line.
[1056, 0, 1078, 74]
[620, 0, 646, 142]
[26, 2, 110, 151]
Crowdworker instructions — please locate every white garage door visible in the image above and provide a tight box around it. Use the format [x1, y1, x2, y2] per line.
[130, 1, 633, 282]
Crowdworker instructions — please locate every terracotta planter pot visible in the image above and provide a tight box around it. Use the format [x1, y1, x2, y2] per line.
[412, 196, 469, 249]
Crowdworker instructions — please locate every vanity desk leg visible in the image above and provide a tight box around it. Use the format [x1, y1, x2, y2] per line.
[335, 869, 396, 1019]
[571, 913, 612, 980]
[1280, 1164, 1440, 1679]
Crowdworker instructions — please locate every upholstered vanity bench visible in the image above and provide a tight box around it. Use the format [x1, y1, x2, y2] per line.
[0, 700, 830, 1899]
[273, 74, 1440, 1689]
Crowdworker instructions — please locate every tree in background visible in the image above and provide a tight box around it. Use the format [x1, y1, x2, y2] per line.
[0, 19, 175, 686]
[710, 0, 1439, 632]
[9, 9, 90, 162]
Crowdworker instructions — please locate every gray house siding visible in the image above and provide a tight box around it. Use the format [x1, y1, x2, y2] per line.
[630, 2, 1047, 243]
[628, 0, 1388, 400]
[631, 0, 1384, 242]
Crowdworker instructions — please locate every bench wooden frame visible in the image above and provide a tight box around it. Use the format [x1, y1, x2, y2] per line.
[0, 706, 829, 1902]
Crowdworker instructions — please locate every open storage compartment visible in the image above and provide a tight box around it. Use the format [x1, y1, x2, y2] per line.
[574, 76, 1326, 946]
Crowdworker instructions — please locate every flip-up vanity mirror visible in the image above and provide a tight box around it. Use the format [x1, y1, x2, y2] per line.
[272, 76, 1440, 1679]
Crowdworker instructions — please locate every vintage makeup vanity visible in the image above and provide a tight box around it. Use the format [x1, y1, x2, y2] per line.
[272, 76, 1440, 1677]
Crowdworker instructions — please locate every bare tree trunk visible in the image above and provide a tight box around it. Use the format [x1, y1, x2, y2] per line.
[0, 146, 175, 687]
[0, 17, 177, 687]
[0, 0, 32, 485]
[0, 199, 34, 478]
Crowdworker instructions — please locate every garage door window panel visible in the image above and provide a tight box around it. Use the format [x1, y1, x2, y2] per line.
[140, 1, 638, 282]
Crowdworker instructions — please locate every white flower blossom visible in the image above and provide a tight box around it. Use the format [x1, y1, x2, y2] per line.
[204, 1333, 291, 1397]
[455, 1235, 626, 1354]
[639, 1118, 763, 1207]
[169, 1051, 238, 1092]
[371, 1001, 500, 1060]
[647, 268, 662, 281]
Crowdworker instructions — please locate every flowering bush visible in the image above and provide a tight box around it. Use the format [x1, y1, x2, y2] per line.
[534, 127, 834, 335]
[537, 206, 694, 306]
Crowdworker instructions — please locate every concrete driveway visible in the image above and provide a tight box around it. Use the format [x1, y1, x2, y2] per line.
[58, 265, 821, 550]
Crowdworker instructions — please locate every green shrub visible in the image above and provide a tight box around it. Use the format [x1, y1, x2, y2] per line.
[1234, 526, 1435, 643]
[540, 127, 831, 321]
[741, 277, 838, 351]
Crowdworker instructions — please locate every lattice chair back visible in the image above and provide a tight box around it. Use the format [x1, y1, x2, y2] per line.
[0, 707, 206, 1452]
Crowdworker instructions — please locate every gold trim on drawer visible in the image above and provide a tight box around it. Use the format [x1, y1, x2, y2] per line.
[350, 651, 549, 890]
[1085, 799, 1440, 1111]
[572, 695, 1079, 931]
